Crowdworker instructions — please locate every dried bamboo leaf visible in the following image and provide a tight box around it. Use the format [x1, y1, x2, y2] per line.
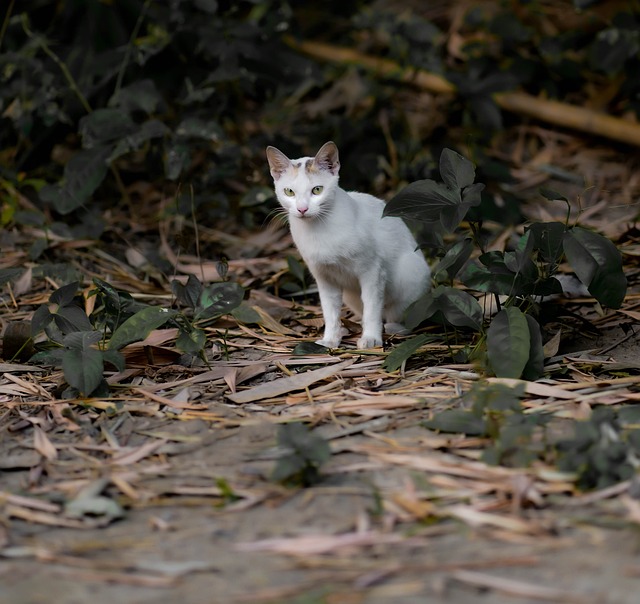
[226, 359, 354, 403]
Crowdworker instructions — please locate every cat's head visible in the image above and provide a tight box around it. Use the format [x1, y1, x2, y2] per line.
[266, 141, 340, 219]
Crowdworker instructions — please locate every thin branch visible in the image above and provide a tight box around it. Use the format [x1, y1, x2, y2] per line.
[286, 37, 640, 148]
[114, 0, 153, 97]
[0, 0, 16, 51]
[21, 14, 92, 114]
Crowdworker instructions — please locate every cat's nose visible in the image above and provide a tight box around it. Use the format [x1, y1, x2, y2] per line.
[298, 207, 308, 216]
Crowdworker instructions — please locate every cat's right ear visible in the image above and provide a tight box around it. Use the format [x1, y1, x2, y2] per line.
[266, 146, 290, 180]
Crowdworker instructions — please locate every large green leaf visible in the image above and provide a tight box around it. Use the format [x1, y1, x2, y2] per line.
[79, 108, 137, 147]
[383, 179, 460, 223]
[195, 282, 244, 322]
[423, 409, 487, 435]
[562, 227, 627, 308]
[434, 239, 474, 283]
[108, 306, 177, 350]
[176, 327, 207, 353]
[521, 315, 544, 381]
[50, 281, 80, 306]
[62, 331, 104, 396]
[383, 334, 431, 372]
[437, 287, 483, 330]
[526, 222, 566, 264]
[439, 148, 476, 190]
[486, 306, 531, 379]
[39, 147, 111, 214]
[404, 286, 482, 331]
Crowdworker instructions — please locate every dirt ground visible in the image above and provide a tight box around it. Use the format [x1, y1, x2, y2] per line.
[2, 135, 640, 603]
[2, 315, 640, 604]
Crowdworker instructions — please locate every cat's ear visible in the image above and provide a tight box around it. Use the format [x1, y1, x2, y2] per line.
[314, 141, 340, 175]
[266, 146, 291, 180]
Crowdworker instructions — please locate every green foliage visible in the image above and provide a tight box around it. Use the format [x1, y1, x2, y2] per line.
[30, 276, 243, 396]
[382, 334, 432, 372]
[423, 381, 549, 467]
[556, 407, 640, 490]
[272, 423, 332, 487]
[385, 148, 627, 380]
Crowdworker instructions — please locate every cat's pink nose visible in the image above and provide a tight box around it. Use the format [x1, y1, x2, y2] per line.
[298, 207, 308, 215]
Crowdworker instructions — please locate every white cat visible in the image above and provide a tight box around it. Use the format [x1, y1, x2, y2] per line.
[266, 141, 431, 349]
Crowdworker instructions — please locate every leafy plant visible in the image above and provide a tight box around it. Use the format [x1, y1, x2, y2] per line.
[556, 406, 640, 490]
[271, 423, 332, 487]
[423, 381, 549, 468]
[30, 276, 243, 396]
[384, 149, 627, 380]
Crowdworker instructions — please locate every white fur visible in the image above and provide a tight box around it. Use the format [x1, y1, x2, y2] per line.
[266, 141, 431, 349]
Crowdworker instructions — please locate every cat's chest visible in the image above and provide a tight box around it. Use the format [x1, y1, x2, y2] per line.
[291, 221, 362, 265]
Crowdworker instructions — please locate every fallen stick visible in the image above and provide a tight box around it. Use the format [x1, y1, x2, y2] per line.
[286, 38, 640, 148]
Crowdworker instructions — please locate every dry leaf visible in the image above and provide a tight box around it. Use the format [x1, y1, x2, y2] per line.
[226, 359, 354, 404]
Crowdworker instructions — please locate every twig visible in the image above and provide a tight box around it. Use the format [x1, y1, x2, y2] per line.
[114, 0, 152, 97]
[286, 37, 640, 148]
[21, 14, 92, 114]
[0, 0, 15, 50]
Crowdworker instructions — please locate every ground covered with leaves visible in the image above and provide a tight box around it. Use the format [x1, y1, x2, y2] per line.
[2, 1, 640, 602]
[1, 137, 640, 602]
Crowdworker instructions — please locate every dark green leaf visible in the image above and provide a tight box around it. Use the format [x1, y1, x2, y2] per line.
[31, 305, 54, 335]
[102, 349, 126, 372]
[423, 409, 487, 435]
[287, 255, 306, 283]
[39, 147, 111, 214]
[196, 282, 244, 321]
[437, 287, 483, 330]
[62, 332, 104, 396]
[176, 327, 207, 353]
[50, 281, 80, 306]
[404, 290, 437, 331]
[434, 238, 473, 282]
[109, 79, 163, 114]
[540, 188, 568, 202]
[164, 142, 191, 180]
[521, 315, 544, 381]
[109, 120, 169, 162]
[171, 275, 203, 309]
[79, 108, 136, 147]
[383, 179, 460, 223]
[54, 305, 93, 333]
[383, 334, 430, 371]
[0, 268, 23, 286]
[292, 341, 329, 355]
[439, 148, 475, 190]
[526, 222, 566, 263]
[231, 303, 262, 324]
[487, 307, 531, 379]
[563, 227, 627, 308]
[108, 306, 177, 350]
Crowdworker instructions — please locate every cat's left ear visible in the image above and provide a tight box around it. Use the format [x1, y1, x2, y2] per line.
[266, 146, 291, 180]
[314, 141, 340, 175]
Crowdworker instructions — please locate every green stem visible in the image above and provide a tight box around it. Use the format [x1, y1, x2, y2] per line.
[114, 0, 152, 97]
[21, 14, 92, 114]
[0, 0, 16, 50]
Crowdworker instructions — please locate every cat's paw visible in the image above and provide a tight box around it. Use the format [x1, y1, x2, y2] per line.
[315, 338, 340, 349]
[357, 336, 383, 349]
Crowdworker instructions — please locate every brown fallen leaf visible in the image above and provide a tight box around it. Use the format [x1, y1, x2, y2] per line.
[226, 359, 354, 404]
[33, 426, 57, 461]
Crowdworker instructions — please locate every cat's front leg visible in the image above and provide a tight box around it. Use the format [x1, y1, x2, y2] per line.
[314, 276, 343, 349]
[357, 269, 384, 349]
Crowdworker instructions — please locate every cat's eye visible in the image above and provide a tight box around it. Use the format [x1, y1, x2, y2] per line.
[283, 187, 295, 197]
[311, 186, 323, 195]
